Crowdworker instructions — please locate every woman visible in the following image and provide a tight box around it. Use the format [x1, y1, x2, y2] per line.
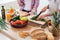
[17, 0, 39, 15]
[37, 0, 60, 20]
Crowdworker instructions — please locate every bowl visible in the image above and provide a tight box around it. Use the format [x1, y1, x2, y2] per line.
[10, 18, 28, 28]
[9, 15, 28, 28]
[10, 21, 28, 28]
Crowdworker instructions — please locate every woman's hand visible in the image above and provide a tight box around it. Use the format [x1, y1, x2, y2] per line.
[41, 5, 49, 13]
[29, 11, 34, 15]
[37, 15, 45, 20]
[19, 11, 29, 16]
[37, 14, 48, 20]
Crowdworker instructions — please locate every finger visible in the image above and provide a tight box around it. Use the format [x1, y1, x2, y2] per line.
[37, 17, 42, 20]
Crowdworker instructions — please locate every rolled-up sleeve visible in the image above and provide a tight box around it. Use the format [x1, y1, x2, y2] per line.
[58, 3, 60, 10]
[32, 0, 39, 12]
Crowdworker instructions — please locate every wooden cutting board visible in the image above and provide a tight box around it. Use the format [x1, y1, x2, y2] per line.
[27, 16, 46, 25]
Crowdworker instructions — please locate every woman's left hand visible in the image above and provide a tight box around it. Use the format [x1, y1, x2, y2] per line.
[20, 11, 29, 16]
[29, 11, 34, 15]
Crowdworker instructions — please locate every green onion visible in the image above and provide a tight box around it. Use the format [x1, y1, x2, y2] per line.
[0, 18, 8, 30]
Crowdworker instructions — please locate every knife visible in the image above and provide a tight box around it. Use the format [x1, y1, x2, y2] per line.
[31, 11, 42, 20]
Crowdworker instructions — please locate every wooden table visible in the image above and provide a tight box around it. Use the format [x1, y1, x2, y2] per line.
[0, 20, 60, 40]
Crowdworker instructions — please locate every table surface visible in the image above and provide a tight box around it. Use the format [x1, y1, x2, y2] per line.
[6, 21, 60, 40]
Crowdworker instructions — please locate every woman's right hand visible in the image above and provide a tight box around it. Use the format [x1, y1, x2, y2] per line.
[41, 5, 49, 13]
[37, 14, 48, 20]
[37, 15, 45, 20]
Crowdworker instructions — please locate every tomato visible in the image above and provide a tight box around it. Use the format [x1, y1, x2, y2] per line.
[19, 20, 26, 24]
[15, 20, 21, 24]
[11, 21, 16, 26]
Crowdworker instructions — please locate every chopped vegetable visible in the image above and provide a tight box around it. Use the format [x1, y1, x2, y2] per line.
[41, 19, 47, 22]
[31, 16, 38, 20]
[10, 15, 20, 21]
[31, 12, 42, 20]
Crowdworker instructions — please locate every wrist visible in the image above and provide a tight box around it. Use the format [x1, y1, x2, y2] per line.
[31, 8, 36, 13]
[44, 14, 48, 17]
[29, 11, 34, 15]
[48, 13, 50, 16]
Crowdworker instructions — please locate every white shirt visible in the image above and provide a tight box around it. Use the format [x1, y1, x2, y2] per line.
[24, 0, 31, 11]
[57, 0, 60, 10]
[48, 0, 60, 13]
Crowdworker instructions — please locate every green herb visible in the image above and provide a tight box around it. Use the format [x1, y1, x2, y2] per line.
[51, 12, 60, 36]
[31, 16, 38, 20]
[41, 19, 47, 22]
[0, 18, 8, 30]
[53, 12, 60, 28]
[10, 15, 20, 22]
[31, 12, 42, 20]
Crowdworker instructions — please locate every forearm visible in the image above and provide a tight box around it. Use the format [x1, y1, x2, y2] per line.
[44, 13, 54, 17]
[37, 13, 54, 20]
[41, 5, 49, 13]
